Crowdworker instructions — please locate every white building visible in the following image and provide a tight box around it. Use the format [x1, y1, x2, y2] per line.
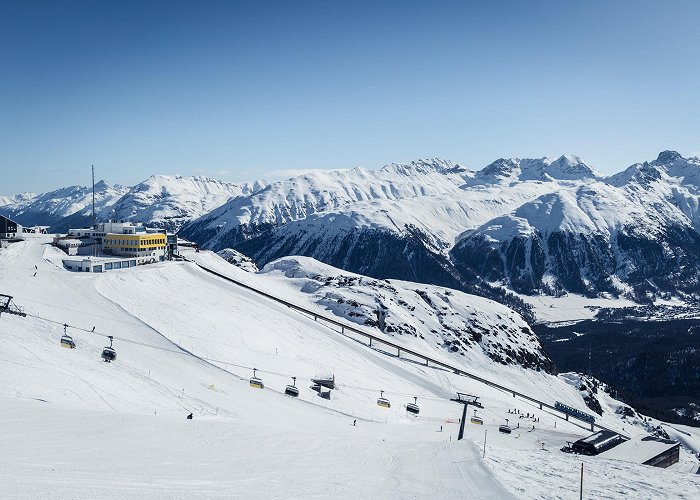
[55, 238, 82, 256]
[62, 256, 138, 273]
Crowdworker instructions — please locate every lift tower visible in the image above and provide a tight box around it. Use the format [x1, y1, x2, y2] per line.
[450, 393, 483, 440]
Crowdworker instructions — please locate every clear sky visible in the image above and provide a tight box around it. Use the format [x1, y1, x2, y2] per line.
[2, 0, 699, 193]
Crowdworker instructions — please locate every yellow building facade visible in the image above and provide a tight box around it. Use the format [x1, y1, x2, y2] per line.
[103, 233, 167, 263]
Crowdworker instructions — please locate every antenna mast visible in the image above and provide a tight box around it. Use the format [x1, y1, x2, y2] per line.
[92, 164, 96, 229]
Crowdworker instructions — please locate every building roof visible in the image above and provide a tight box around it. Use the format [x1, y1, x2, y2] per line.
[600, 435, 678, 464]
[56, 239, 83, 246]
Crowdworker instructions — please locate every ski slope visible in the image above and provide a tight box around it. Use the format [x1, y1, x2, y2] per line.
[1, 236, 699, 498]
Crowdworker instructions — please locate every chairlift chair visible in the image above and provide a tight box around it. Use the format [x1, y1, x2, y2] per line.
[376, 390, 391, 409]
[101, 336, 116, 362]
[285, 376, 300, 397]
[471, 416, 484, 425]
[60, 324, 75, 349]
[249, 368, 264, 389]
[406, 396, 420, 415]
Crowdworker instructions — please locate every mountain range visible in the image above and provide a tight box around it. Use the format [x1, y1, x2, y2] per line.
[4, 151, 700, 315]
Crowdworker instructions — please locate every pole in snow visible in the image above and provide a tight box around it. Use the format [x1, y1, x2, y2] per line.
[458, 403, 467, 440]
[483, 429, 487, 458]
[580, 462, 583, 500]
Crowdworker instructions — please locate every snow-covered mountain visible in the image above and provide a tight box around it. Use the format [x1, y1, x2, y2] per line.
[178, 159, 471, 249]
[0, 181, 129, 229]
[106, 175, 267, 231]
[0, 175, 267, 233]
[180, 151, 700, 312]
[7, 151, 700, 311]
[0, 192, 35, 207]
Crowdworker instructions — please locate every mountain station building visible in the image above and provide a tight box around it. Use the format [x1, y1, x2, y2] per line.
[103, 232, 167, 264]
[0, 214, 22, 240]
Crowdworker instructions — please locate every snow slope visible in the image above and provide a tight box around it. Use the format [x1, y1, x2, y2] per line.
[1, 236, 699, 497]
[256, 256, 553, 372]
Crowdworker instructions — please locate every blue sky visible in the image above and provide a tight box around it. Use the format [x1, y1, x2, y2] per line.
[1, 0, 699, 193]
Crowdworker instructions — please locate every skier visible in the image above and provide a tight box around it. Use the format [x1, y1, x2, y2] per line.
[353, 419, 356, 426]
[186, 413, 193, 419]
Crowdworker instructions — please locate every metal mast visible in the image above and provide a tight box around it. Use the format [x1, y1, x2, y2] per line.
[92, 164, 96, 229]
[92, 165, 96, 257]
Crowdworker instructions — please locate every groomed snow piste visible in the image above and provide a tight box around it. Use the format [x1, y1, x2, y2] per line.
[1, 236, 698, 498]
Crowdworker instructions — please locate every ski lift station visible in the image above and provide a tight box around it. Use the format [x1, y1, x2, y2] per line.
[57, 221, 177, 272]
[0, 214, 22, 241]
[62, 255, 139, 273]
[600, 435, 681, 468]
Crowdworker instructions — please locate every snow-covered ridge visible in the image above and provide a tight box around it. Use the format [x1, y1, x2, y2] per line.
[216, 248, 259, 272]
[259, 256, 554, 372]
[107, 174, 267, 231]
[179, 158, 473, 249]
[470, 154, 603, 185]
[0, 175, 268, 232]
[0, 192, 36, 206]
[177, 150, 700, 311]
[0, 181, 129, 227]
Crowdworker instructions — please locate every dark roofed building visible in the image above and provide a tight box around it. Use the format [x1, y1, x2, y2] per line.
[571, 430, 627, 456]
[0, 214, 22, 239]
[601, 435, 681, 469]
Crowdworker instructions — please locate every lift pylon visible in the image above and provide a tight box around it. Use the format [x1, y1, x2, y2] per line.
[0, 294, 26, 317]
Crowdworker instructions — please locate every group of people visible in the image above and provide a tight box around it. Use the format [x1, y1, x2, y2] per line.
[508, 408, 540, 423]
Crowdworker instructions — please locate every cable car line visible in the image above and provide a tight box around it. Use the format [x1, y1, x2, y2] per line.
[21, 309, 463, 405]
[15, 300, 617, 433]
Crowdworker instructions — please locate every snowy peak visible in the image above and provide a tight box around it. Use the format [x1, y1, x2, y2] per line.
[607, 151, 700, 188]
[379, 158, 470, 177]
[472, 155, 601, 185]
[179, 158, 471, 247]
[656, 150, 683, 164]
[108, 175, 265, 231]
[544, 154, 602, 181]
[0, 192, 35, 207]
[0, 182, 129, 221]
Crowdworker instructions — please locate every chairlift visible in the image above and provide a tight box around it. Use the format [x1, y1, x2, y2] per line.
[376, 390, 391, 409]
[471, 416, 484, 425]
[498, 424, 512, 434]
[285, 376, 299, 397]
[60, 324, 75, 349]
[101, 336, 116, 362]
[406, 396, 420, 415]
[249, 368, 264, 389]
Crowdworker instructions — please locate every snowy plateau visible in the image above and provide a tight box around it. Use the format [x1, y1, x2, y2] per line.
[1, 236, 700, 498]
